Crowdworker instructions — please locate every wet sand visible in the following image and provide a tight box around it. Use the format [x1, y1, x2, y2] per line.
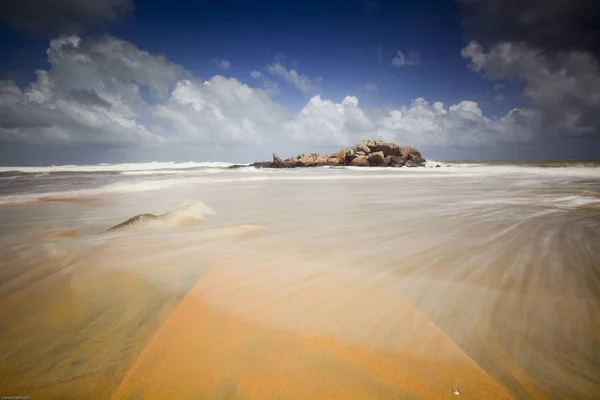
[0, 237, 511, 400]
[0, 166, 599, 399]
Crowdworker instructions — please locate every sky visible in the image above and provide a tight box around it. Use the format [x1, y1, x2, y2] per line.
[0, 0, 599, 164]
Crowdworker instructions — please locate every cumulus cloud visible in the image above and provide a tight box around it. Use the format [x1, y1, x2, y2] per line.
[391, 50, 420, 67]
[0, 0, 133, 36]
[378, 98, 537, 147]
[285, 96, 375, 145]
[462, 41, 600, 136]
[0, 35, 291, 147]
[266, 62, 319, 93]
[0, 34, 549, 155]
[153, 77, 289, 146]
[0, 35, 184, 145]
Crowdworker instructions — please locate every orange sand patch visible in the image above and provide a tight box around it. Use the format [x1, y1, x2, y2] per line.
[0, 246, 192, 400]
[113, 260, 514, 400]
[56, 229, 78, 237]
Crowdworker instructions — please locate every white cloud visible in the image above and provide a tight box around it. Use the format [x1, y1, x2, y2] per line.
[378, 98, 537, 147]
[250, 70, 262, 79]
[0, 36, 290, 147]
[266, 62, 319, 93]
[391, 50, 420, 67]
[0, 35, 183, 145]
[285, 95, 375, 145]
[493, 83, 505, 90]
[364, 81, 378, 91]
[152, 77, 289, 145]
[0, 34, 549, 154]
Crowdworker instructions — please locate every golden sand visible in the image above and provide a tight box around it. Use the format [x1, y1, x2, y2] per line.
[0, 209, 598, 399]
[111, 261, 513, 400]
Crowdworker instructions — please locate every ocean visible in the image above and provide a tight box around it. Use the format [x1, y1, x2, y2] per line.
[0, 160, 599, 399]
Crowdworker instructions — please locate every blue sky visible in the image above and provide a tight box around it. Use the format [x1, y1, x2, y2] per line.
[0, 0, 598, 163]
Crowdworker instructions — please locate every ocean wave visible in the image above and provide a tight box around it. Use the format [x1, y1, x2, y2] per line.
[0, 178, 208, 205]
[1, 162, 598, 205]
[0, 161, 236, 175]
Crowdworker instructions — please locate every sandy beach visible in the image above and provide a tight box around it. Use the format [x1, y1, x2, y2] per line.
[0, 163, 599, 399]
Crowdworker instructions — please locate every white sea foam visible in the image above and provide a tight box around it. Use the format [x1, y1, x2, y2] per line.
[0, 162, 598, 205]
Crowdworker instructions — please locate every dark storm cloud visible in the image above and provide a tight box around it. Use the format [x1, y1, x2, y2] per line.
[459, 0, 600, 140]
[0, 0, 134, 36]
[458, 0, 600, 58]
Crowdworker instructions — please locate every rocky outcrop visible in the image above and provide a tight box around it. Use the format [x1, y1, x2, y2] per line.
[249, 139, 425, 168]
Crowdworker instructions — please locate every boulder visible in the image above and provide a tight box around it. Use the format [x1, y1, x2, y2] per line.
[315, 155, 330, 166]
[272, 153, 285, 168]
[346, 153, 359, 162]
[349, 155, 369, 166]
[400, 146, 422, 162]
[335, 149, 346, 161]
[367, 151, 385, 165]
[361, 139, 377, 151]
[389, 156, 404, 167]
[355, 151, 366, 156]
[327, 157, 340, 165]
[250, 161, 272, 168]
[297, 155, 316, 167]
[345, 148, 356, 163]
[353, 143, 371, 154]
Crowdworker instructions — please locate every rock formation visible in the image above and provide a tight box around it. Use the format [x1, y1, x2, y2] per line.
[244, 140, 425, 168]
[107, 214, 158, 231]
